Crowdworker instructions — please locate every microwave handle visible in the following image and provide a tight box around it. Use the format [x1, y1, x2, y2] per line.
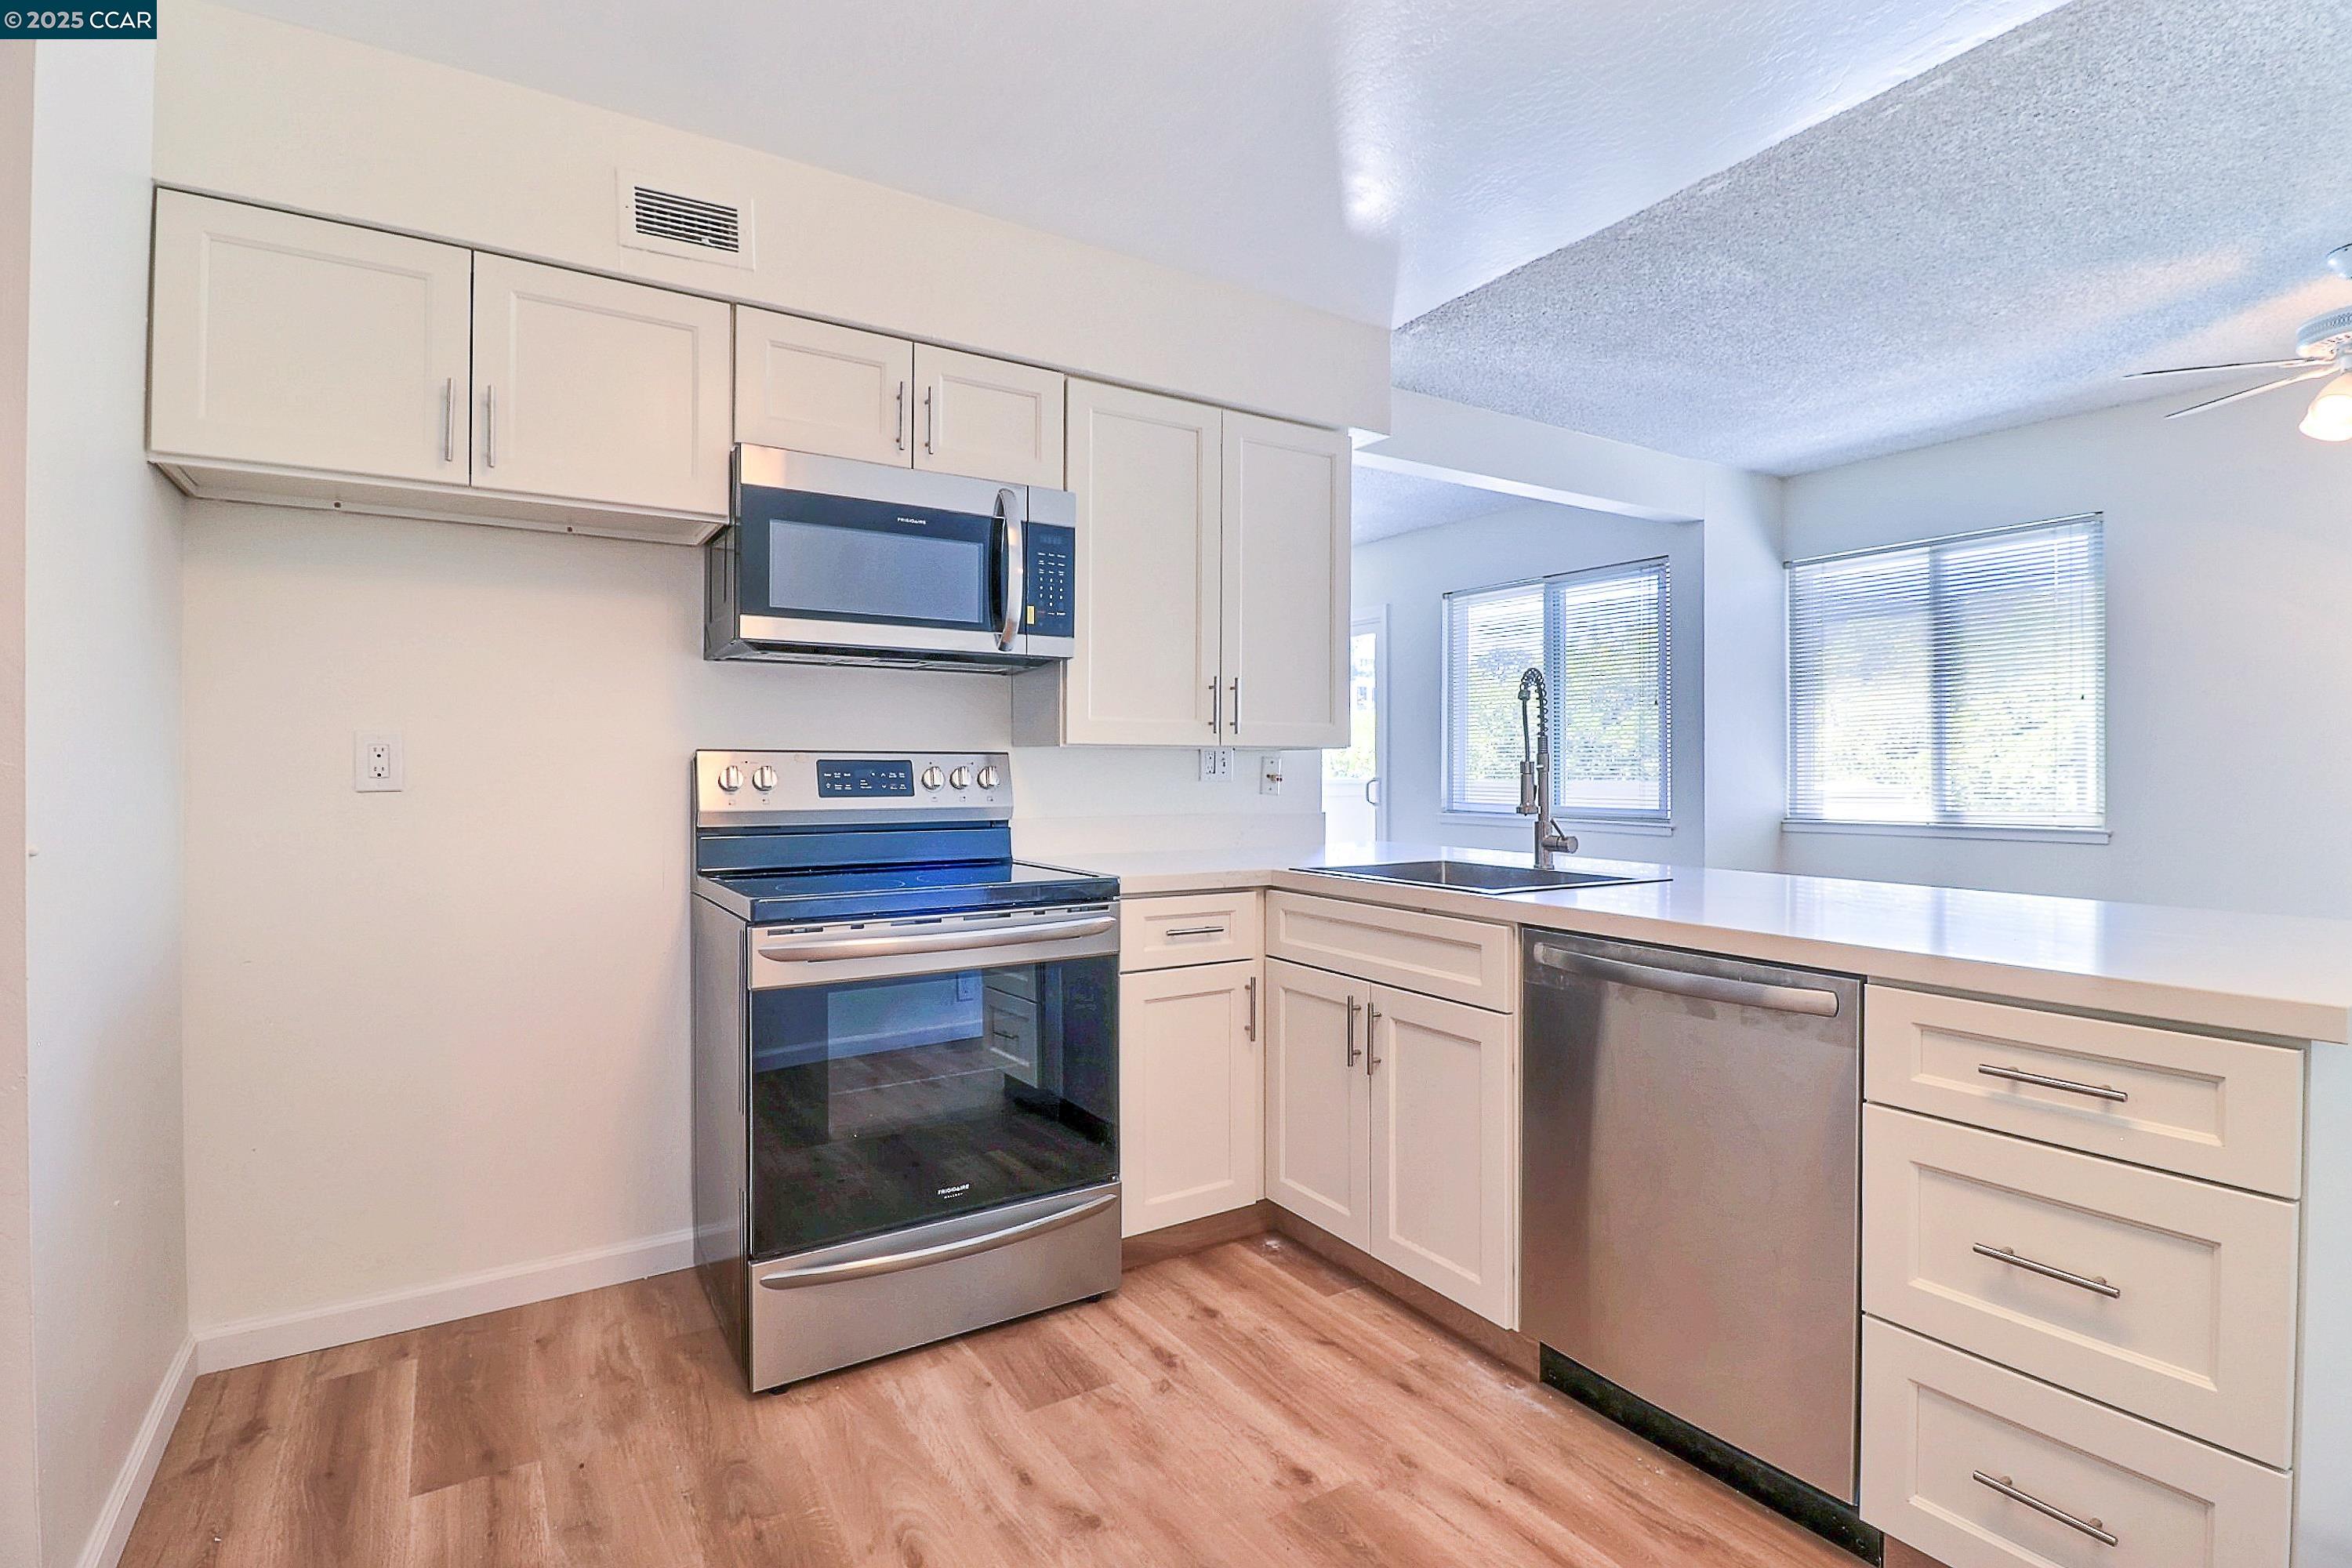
[996, 488, 1024, 651]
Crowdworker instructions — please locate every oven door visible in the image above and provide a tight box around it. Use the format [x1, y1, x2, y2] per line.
[731, 446, 1025, 661]
[743, 906, 1118, 1261]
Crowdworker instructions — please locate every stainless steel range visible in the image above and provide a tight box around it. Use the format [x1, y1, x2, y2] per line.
[688, 750, 1120, 1391]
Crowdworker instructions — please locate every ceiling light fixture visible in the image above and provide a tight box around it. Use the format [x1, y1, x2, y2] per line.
[2299, 371, 2352, 441]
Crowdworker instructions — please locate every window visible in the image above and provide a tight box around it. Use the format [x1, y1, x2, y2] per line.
[1786, 516, 2104, 833]
[1443, 559, 1670, 821]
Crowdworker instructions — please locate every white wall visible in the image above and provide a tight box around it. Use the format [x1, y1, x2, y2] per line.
[1781, 393, 2352, 919]
[1351, 501, 1705, 862]
[0, 38, 45, 1568]
[180, 504, 1317, 1338]
[154, 1, 1388, 434]
[1697, 466, 1788, 873]
[24, 41, 190, 1568]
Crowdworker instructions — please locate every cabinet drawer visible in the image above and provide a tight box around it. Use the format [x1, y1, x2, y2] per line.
[1266, 892, 1513, 1011]
[1864, 988, 2304, 1197]
[1120, 892, 1261, 971]
[1862, 1319, 2289, 1568]
[1864, 1107, 2297, 1465]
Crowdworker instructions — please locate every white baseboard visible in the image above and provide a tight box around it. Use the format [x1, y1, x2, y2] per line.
[194, 1227, 697, 1375]
[77, 1334, 197, 1568]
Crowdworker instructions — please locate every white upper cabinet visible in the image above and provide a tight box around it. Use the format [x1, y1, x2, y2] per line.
[733, 309, 913, 463]
[914, 343, 1065, 487]
[149, 190, 472, 485]
[1060, 381, 1223, 744]
[470, 254, 733, 517]
[1221, 412, 1351, 748]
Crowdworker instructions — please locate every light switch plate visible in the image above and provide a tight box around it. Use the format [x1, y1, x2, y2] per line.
[354, 731, 404, 792]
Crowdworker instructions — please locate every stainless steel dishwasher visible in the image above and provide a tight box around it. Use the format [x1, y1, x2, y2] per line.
[1522, 930, 1867, 1541]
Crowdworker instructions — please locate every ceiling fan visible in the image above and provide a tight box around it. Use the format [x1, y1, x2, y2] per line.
[2129, 243, 2352, 441]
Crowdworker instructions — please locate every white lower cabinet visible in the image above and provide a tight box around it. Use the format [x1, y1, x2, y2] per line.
[1263, 953, 1515, 1327]
[1863, 1319, 2291, 1568]
[1118, 959, 1262, 1238]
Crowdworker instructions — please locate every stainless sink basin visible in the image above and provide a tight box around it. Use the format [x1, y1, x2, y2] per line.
[1303, 859, 1669, 895]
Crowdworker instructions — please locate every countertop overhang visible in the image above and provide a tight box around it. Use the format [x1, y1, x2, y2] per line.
[1070, 841, 2352, 1044]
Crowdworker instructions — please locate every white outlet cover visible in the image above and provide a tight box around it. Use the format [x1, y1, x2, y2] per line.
[1258, 753, 1286, 795]
[354, 731, 405, 793]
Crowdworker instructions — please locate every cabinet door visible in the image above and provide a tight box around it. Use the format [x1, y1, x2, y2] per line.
[734, 308, 913, 464]
[1062, 380, 1223, 744]
[1369, 985, 1515, 1327]
[149, 191, 471, 485]
[471, 254, 732, 515]
[1119, 961, 1263, 1237]
[1263, 958, 1371, 1249]
[913, 344, 1066, 487]
[1220, 413, 1350, 748]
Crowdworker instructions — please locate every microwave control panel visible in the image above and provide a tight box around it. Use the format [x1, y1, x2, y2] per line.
[1025, 525, 1076, 640]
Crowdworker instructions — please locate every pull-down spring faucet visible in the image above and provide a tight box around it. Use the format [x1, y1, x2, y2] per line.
[1517, 668, 1580, 867]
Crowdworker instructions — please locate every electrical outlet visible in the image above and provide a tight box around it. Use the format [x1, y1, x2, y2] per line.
[354, 731, 404, 793]
[1258, 753, 1286, 796]
[1198, 746, 1235, 782]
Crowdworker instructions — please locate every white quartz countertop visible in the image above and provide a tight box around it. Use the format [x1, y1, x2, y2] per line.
[1064, 840, 2352, 1043]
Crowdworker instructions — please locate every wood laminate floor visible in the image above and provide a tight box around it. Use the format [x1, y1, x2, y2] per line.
[121, 1236, 1853, 1567]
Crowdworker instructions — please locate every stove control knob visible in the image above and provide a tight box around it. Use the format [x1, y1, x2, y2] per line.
[976, 764, 1000, 789]
[716, 765, 744, 794]
[949, 766, 971, 789]
[920, 766, 944, 790]
[750, 765, 778, 793]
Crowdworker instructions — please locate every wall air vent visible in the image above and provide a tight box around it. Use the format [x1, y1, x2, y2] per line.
[616, 174, 755, 269]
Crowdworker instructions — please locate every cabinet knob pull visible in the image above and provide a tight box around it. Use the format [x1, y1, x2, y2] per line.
[1972, 1243, 2121, 1298]
[1977, 1063, 2129, 1102]
[1345, 995, 1363, 1065]
[1970, 1472, 2117, 1546]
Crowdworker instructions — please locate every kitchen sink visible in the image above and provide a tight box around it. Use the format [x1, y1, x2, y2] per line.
[1301, 859, 1670, 895]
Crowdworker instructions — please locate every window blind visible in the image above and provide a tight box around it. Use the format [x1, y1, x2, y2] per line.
[1786, 516, 2104, 831]
[1443, 559, 1670, 820]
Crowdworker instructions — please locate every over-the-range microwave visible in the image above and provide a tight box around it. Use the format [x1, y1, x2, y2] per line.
[705, 445, 1076, 670]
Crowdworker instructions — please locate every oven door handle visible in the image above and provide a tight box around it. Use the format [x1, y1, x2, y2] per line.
[757, 913, 1113, 964]
[995, 487, 1024, 652]
[758, 1191, 1118, 1290]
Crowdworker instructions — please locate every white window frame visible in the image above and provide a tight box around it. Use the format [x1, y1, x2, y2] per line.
[1440, 557, 1672, 826]
[1784, 514, 2107, 841]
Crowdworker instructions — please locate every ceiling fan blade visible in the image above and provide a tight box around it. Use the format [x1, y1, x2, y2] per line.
[2129, 357, 2321, 378]
[2165, 364, 2338, 419]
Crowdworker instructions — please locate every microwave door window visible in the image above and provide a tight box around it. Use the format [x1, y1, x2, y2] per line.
[746, 490, 1000, 633]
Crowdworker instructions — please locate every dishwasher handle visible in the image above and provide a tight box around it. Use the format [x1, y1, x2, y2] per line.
[1530, 942, 1843, 1018]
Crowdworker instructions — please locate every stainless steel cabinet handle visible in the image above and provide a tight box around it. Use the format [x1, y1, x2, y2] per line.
[895, 380, 907, 451]
[759, 1192, 1117, 1290]
[759, 913, 1113, 964]
[484, 385, 496, 469]
[1244, 975, 1258, 1041]
[1530, 945, 1842, 1018]
[1164, 924, 1226, 938]
[1229, 677, 1240, 733]
[1363, 779, 1380, 806]
[1973, 1243, 2122, 1298]
[1345, 995, 1363, 1065]
[1209, 678, 1221, 734]
[1366, 1000, 1382, 1075]
[924, 386, 936, 454]
[440, 377, 454, 463]
[1978, 1064, 2129, 1103]
[1970, 1472, 2117, 1546]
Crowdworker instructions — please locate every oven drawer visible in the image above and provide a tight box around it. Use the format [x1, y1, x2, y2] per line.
[1861, 1319, 2290, 1568]
[1120, 891, 1261, 972]
[1864, 987, 2304, 1198]
[1863, 1106, 2298, 1465]
[1265, 891, 1513, 1011]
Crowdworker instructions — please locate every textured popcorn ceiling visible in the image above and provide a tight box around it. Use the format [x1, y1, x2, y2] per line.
[1394, 0, 2352, 474]
[213, 0, 2065, 325]
[1351, 464, 1521, 544]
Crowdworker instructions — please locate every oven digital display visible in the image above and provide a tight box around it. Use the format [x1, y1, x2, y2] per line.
[815, 759, 915, 798]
